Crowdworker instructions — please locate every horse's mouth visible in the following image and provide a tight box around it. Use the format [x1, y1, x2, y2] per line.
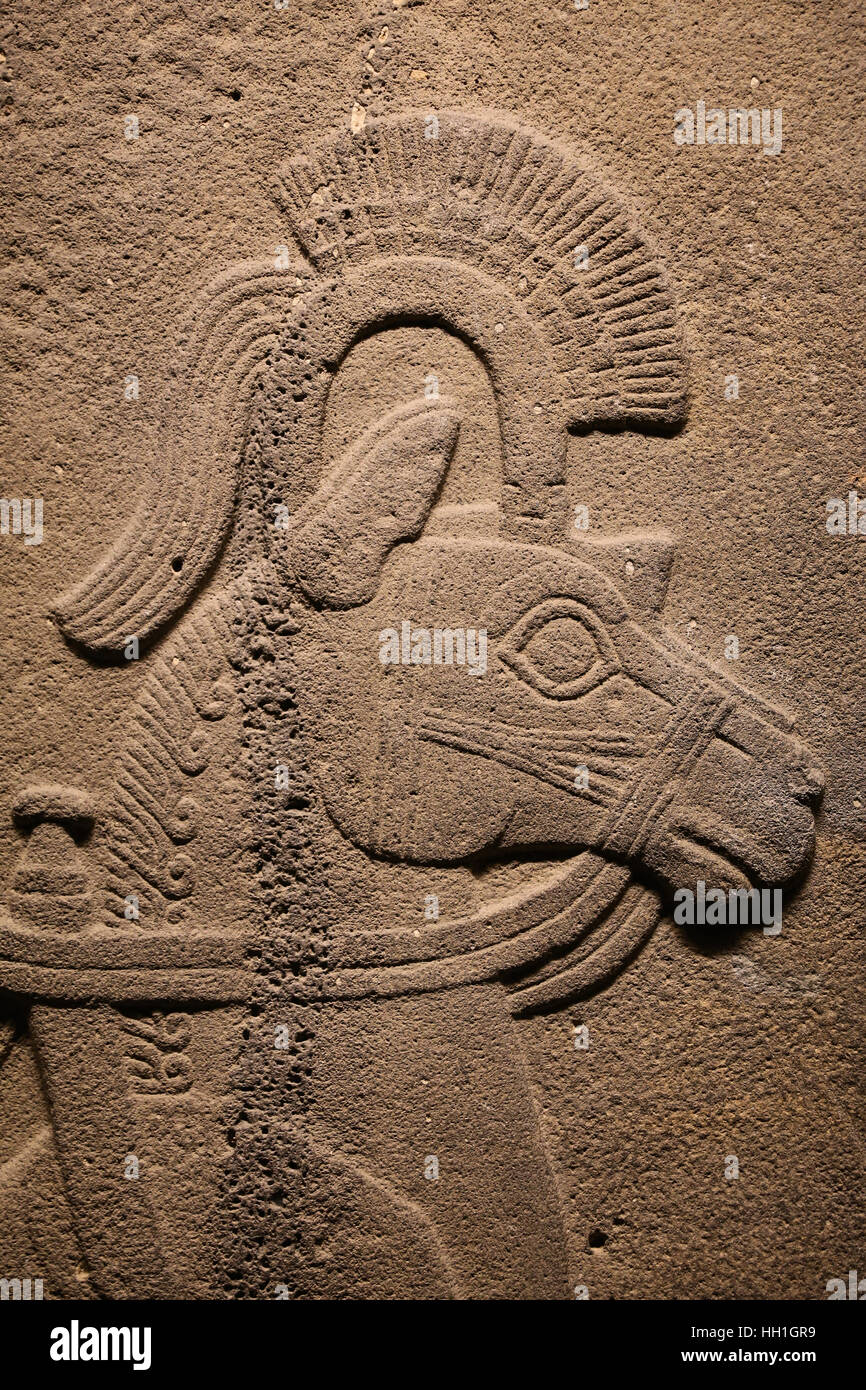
[665, 820, 758, 891]
[644, 806, 815, 898]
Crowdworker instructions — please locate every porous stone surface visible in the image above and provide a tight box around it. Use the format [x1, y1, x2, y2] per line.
[0, 1, 862, 1301]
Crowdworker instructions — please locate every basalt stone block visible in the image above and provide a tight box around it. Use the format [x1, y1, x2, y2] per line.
[0, 1, 862, 1305]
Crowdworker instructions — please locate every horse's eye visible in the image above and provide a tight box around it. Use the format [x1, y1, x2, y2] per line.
[498, 599, 619, 699]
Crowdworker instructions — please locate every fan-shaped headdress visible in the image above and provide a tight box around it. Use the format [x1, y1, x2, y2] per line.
[55, 110, 688, 653]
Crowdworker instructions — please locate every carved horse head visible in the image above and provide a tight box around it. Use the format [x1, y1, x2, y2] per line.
[52, 112, 823, 1008]
[280, 396, 823, 912]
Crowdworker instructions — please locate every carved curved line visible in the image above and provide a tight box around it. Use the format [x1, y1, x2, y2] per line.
[112, 785, 166, 859]
[99, 817, 189, 900]
[54, 264, 304, 652]
[135, 702, 210, 777]
[416, 722, 616, 807]
[504, 881, 652, 992]
[507, 888, 662, 1015]
[329, 851, 614, 970]
[324, 858, 632, 993]
[65, 334, 273, 642]
[118, 769, 197, 850]
[293, 1127, 464, 1299]
[271, 256, 568, 533]
[0, 1125, 53, 1190]
[418, 713, 636, 781]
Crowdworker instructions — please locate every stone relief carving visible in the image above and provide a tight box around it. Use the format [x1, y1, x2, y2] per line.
[0, 111, 823, 1299]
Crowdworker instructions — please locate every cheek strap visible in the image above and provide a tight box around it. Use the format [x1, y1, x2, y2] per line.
[599, 684, 732, 861]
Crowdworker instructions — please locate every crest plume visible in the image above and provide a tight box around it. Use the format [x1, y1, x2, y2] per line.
[277, 109, 688, 430]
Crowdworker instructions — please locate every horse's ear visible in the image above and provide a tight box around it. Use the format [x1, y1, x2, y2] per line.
[283, 398, 461, 608]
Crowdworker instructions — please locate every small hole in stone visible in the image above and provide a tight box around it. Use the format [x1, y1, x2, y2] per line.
[171, 556, 184, 573]
[588, 1227, 608, 1249]
[230, 89, 242, 101]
